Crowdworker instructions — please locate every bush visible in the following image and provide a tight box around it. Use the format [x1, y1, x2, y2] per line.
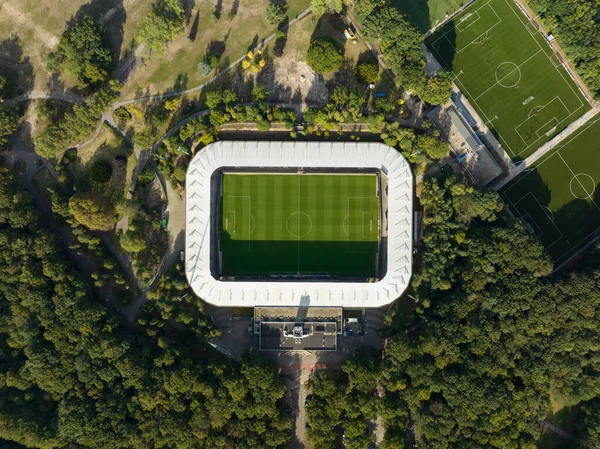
[205, 54, 221, 69]
[256, 120, 271, 132]
[89, 160, 113, 184]
[355, 62, 379, 84]
[137, 168, 155, 186]
[173, 166, 186, 183]
[197, 61, 212, 76]
[266, 4, 286, 25]
[113, 106, 132, 122]
[307, 39, 343, 73]
[120, 232, 147, 253]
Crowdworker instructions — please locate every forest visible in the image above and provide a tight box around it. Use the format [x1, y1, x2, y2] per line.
[0, 167, 291, 448]
[306, 175, 600, 449]
[527, 0, 600, 99]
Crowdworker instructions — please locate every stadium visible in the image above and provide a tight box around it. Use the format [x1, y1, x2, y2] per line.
[184, 141, 413, 309]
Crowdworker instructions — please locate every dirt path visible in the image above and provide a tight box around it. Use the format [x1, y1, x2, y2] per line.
[1, 1, 59, 48]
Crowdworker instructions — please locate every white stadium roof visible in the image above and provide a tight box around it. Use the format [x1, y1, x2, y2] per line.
[185, 141, 413, 308]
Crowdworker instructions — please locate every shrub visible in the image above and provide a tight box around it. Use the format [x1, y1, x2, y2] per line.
[256, 120, 271, 132]
[137, 168, 155, 185]
[89, 160, 113, 184]
[197, 61, 212, 76]
[206, 54, 221, 69]
[307, 39, 343, 73]
[173, 166, 186, 183]
[113, 107, 132, 122]
[355, 62, 379, 84]
[266, 4, 286, 25]
[120, 232, 147, 253]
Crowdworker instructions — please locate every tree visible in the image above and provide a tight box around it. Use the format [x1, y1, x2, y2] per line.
[266, 4, 286, 25]
[416, 133, 449, 159]
[89, 160, 113, 184]
[120, 231, 147, 253]
[418, 70, 453, 105]
[0, 106, 19, 147]
[252, 85, 269, 102]
[68, 191, 116, 231]
[311, 0, 344, 15]
[34, 82, 121, 159]
[205, 89, 223, 109]
[355, 61, 379, 84]
[56, 15, 112, 88]
[136, 0, 185, 54]
[307, 38, 343, 73]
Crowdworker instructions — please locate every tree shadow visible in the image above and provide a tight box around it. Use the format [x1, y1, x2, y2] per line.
[388, 0, 432, 34]
[0, 34, 35, 97]
[231, 0, 240, 17]
[189, 11, 200, 42]
[182, 0, 196, 24]
[273, 17, 289, 57]
[214, 0, 223, 20]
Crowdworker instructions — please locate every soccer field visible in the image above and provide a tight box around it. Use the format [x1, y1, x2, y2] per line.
[427, 0, 589, 160]
[502, 113, 600, 265]
[219, 173, 380, 278]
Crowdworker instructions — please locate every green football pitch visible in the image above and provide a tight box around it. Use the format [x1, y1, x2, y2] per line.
[502, 114, 600, 265]
[219, 173, 380, 277]
[427, 0, 589, 160]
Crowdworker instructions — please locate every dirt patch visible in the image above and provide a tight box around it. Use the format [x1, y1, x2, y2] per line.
[259, 59, 328, 105]
[144, 179, 165, 210]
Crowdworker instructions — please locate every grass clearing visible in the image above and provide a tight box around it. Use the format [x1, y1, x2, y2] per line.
[123, 0, 311, 97]
[427, 0, 589, 161]
[502, 113, 600, 265]
[220, 173, 380, 278]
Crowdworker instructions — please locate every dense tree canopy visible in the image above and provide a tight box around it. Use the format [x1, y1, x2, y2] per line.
[68, 191, 116, 231]
[306, 38, 344, 73]
[379, 175, 600, 449]
[56, 15, 112, 88]
[136, 0, 186, 54]
[528, 0, 600, 99]
[352, 0, 451, 103]
[34, 82, 121, 159]
[0, 167, 292, 448]
[0, 106, 19, 147]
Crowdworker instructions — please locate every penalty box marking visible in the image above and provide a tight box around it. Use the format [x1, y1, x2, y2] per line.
[432, 1, 502, 55]
[347, 197, 377, 254]
[444, 0, 587, 158]
[227, 195, 252, 251]
[514, 96, 570, 145]
[511, 191, 564, 248]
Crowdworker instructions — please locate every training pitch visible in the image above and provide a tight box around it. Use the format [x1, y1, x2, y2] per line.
[427, 0, 589, 160]
[502, 114, 600, 265]
[219, 173, 380, 278]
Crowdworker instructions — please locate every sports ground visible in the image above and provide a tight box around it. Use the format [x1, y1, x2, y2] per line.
[427, 0, 589, 160]
[219, 173, 380, 278]
[502, 114, 600, 265]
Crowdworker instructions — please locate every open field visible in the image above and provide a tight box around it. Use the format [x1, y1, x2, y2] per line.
[391, 0, 464, 33]
[220, 173, 379, 278]
[0, 0, 152, 92]
[502, 113, 600, 265]
[427, 0, 589, 160]
[122, 0, 311, 97]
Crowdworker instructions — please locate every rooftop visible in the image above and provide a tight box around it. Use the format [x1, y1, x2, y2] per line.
[184, 141, 413, 308]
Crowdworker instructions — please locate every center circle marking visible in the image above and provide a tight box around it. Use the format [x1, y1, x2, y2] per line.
[569, 173, 596, 200]
[495, 62, 521, 88]
[286, 212, 313, 238]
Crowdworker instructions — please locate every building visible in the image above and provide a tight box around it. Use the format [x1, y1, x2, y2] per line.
[184, 141, 413, 309]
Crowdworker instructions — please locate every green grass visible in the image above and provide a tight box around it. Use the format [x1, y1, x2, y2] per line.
[391, 0, 464, 33]
[427, 0, 589, 161]
[220, 173, 380, 278]
[502, 113, 600, 265]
